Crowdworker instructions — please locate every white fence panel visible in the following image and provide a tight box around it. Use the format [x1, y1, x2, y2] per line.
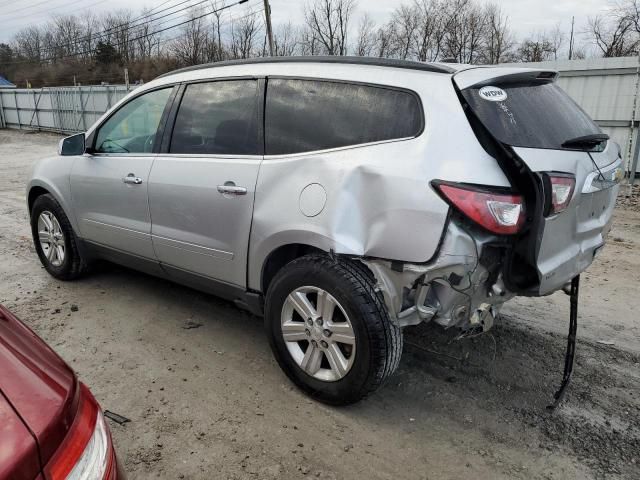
[0, 85, 132, 133]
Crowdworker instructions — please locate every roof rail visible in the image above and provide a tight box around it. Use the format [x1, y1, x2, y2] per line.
[156, 56, 455, 79]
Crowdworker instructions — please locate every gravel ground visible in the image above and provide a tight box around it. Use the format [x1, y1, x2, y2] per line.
[1, 129, 639, 480]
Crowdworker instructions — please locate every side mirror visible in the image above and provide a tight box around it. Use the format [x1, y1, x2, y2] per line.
[58, 133, 86, 156]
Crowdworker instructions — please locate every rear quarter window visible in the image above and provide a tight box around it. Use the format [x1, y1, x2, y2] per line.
[462, 82, 603, 151]
[265, 79, 423, 155]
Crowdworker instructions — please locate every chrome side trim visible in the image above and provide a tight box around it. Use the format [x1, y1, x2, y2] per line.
[82, 219, 150, 241]
[152, 235, 234, 261]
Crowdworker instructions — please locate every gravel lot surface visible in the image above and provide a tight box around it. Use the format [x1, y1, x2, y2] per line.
[1, 129, 639, 479]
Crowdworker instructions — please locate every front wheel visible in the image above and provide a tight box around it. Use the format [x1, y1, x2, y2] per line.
[265, 255, 403, 405]
[30, 194, 88, 280]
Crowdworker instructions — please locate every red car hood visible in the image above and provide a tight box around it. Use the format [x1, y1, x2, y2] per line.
[0, 305, 79, 476]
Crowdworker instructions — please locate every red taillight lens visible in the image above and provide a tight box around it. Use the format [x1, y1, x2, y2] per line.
[434, 182, 525, 235]
[45, 383, 114, 480]
[548, 174, 575, 214]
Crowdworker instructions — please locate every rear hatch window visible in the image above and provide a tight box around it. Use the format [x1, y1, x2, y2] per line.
[461, 82, 604, 151]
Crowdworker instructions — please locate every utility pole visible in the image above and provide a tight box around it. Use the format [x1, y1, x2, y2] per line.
[568, 16, 575, 60]
[263, 0, 275, 56]
[124, 67, 130, 91]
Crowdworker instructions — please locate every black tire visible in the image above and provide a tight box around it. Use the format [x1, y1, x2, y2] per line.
[30, 194, 89, 280]
[265, 254, 403, 405]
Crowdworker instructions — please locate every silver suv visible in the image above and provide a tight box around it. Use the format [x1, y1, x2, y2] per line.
[27, 57, 622, 405]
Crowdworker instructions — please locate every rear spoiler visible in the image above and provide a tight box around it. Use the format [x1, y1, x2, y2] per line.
[453, 67, 559, 90]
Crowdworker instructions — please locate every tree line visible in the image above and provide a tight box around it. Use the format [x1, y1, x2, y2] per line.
[1, 0, 639, 88]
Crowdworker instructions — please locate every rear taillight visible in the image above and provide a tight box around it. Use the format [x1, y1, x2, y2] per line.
[547, 174, 576, 214]
[45, 384, 114, 480]
[434, 182, 525, 235]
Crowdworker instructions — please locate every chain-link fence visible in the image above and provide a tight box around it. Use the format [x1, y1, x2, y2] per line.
[0, 85, 133, 134]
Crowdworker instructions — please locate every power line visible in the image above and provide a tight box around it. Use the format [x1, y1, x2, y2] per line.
[68, 0, 258, 52]
[2, 0, 258, 60]
[11, 7, 266, 87]
[3, 1, 260, 66]
[1, 0, 189, 31]
[0, 0, 110, 24]
[0, 0, 204, 40]
[3, 0, 62, 16]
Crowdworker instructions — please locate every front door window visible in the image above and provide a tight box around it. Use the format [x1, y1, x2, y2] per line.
[94, 88, 172, 154]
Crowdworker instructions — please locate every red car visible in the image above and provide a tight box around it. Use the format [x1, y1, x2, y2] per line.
[0, 304, 124, 480]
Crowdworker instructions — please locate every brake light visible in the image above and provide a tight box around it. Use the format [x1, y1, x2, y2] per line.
[434, 182, 525, 235]
[45, 383, 114, 480]
[548, 175, 575, 214]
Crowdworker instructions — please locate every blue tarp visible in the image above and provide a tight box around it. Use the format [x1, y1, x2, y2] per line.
[0, 75, 16, 88]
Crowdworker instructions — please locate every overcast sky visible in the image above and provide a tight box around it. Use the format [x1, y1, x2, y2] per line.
[0, 0, 613, 46]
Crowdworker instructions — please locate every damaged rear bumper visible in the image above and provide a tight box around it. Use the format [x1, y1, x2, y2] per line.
[361, 221, 515, 333]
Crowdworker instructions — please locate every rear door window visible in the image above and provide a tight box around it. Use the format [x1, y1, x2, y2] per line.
[461, 82, 603, 151]
[170, 80, 263, 156]
[265, 78, 423, 155]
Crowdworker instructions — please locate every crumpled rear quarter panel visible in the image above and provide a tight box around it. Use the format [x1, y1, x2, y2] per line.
[248, 69, 510, 291]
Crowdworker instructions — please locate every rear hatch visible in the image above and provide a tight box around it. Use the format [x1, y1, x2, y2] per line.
[453, 67, 622, 295]
[0, 305, 79, 472]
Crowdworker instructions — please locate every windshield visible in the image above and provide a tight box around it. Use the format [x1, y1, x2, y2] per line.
[461, 82, 604, 151]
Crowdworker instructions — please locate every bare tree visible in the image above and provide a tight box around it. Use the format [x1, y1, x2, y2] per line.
[373, 24, 393, 58]
[355, 13, 376, 56]
[229, 13, 262, 59]
[588, 14, 639, 57]
[387, 4, 419, 59]
[210, 0, 227, 61]
[304, 0, 356, 55]
[549, 22, 564, 59]
[171, 9, 210, 66]
[274, 22, 298, 56]
[517, 34, 556, 62]
[482, 3, 514, 64]
[135, 9, 161, 60]
[612, 0, 640, 34]
[442, 0, 489, 64]
[101, 10, 135, 63]
[79, 14, 100, 60]
[14, 27, 43, 62]
[52, 16, 84, 58]
[298, 25, 321, 55]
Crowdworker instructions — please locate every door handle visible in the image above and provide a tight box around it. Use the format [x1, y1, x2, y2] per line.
[217, 184, 247, 196]
[123, 174, 143, 185]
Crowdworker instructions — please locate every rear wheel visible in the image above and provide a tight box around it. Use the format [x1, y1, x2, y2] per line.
[265, 254, 402, 405]
[30, 194, 88, 280]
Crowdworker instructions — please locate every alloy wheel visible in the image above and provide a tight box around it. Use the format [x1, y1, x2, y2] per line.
[37, 211, 66, 267]
[281, 286, 356, 382]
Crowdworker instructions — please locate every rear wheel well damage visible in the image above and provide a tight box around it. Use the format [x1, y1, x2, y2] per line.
[28, 186, 50, 214]
[261, 244, 325, 294]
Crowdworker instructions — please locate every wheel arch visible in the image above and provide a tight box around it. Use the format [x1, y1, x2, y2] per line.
[27, 179, 79, 233]
[28, 185, 50, 213]
[260, 243, 325, 294]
